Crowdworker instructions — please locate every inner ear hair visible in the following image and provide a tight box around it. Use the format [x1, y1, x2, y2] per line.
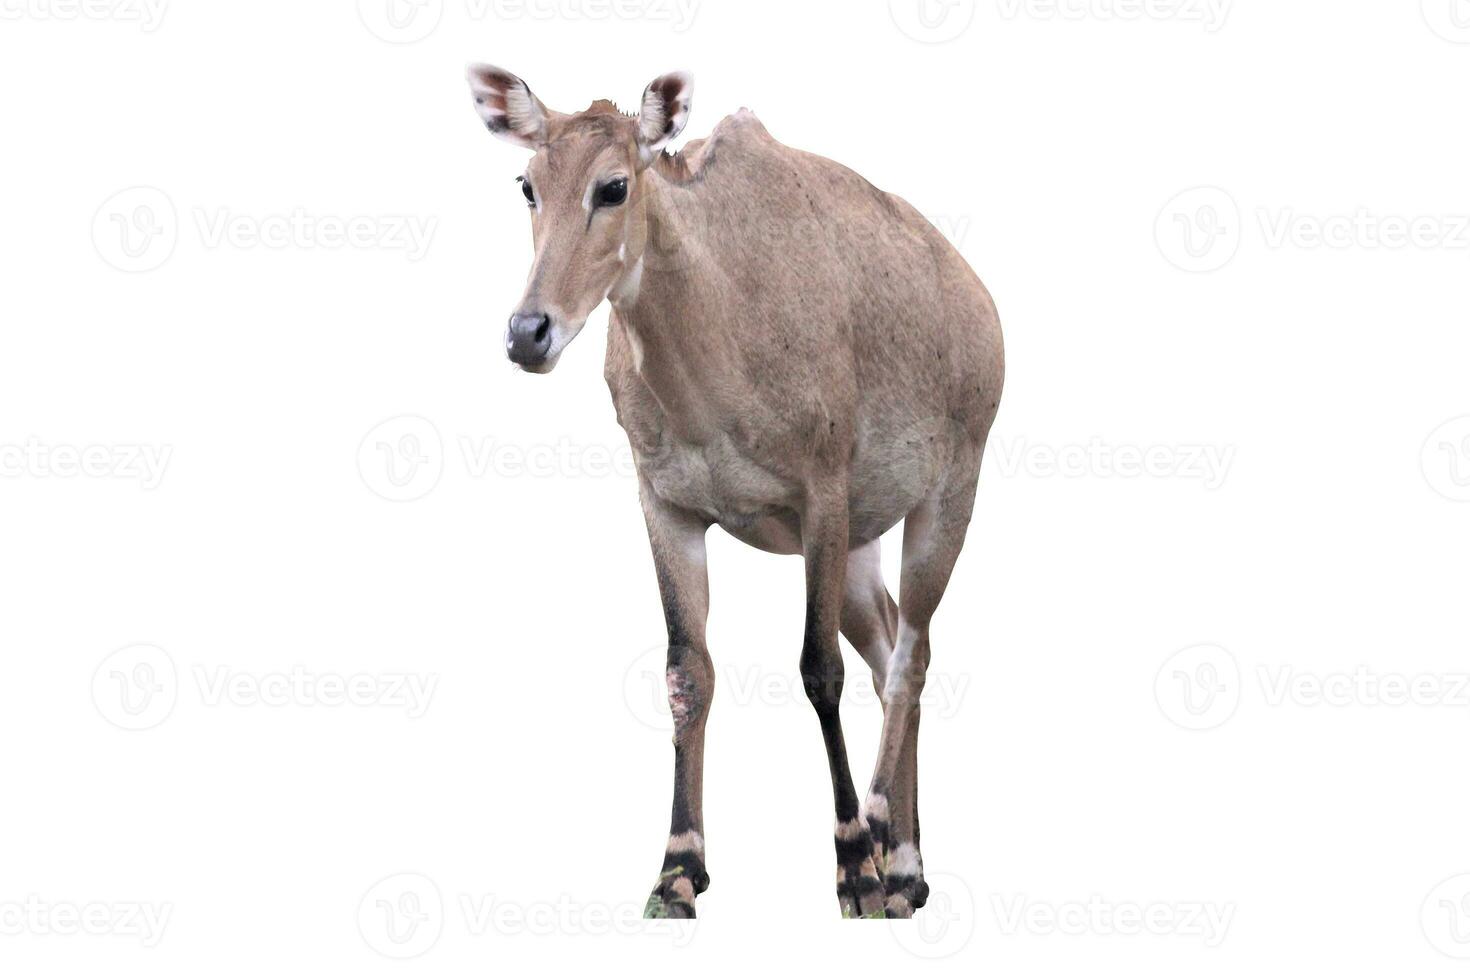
[467, 63, 549, 146]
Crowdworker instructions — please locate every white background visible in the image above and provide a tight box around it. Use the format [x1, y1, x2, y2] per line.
[2, 0, 1469, 975]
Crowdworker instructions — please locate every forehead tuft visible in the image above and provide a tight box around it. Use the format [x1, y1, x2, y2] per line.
[546, 102, 637, 144]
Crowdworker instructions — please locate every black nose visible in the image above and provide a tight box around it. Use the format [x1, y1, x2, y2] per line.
[507, 311, 553, 366]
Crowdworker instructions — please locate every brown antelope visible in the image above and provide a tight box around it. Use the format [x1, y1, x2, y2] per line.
[465, 65, 1004, 918]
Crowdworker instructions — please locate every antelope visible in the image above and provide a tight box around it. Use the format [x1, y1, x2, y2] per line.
[465, 65, 1004, 918]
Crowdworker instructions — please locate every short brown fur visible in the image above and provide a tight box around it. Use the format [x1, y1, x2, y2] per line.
[465, 65, 1003, 919]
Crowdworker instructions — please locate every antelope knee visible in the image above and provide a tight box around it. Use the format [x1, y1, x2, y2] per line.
[666, 647, 713, 737]
[883, 629, 929, 708]
[800, 643, 845, 715]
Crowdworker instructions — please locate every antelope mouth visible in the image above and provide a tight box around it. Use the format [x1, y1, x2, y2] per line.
[515, 350, 561, 375]
[507, 318, 585, 375]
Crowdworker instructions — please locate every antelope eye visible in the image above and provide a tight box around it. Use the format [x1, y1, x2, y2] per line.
[518, 177, 535, 206]
[597, 178, 628, 207]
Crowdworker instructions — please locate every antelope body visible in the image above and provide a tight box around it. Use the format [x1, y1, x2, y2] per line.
[466, 65, 1004, 918]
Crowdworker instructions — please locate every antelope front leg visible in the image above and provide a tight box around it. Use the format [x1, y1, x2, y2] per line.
[867, 471, 981, 917]
[638, 482, 714, 919]
[801, 484, 886, 918]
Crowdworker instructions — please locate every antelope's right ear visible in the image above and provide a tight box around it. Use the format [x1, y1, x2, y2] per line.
[636, 70, 693, 162]
[466, 64, 552, 148]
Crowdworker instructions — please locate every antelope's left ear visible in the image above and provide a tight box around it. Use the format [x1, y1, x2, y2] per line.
[467, 63, 554, 148]
[636, 70, 693, 163]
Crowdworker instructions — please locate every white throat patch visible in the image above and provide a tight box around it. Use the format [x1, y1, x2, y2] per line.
[610, 253, 644, 307]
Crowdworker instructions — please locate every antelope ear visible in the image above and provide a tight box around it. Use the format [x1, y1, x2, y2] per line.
[636, 70, 693, 160]
[467, 64, 552, 148]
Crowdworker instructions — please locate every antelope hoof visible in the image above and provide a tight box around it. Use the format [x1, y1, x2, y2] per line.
[643, 838, 709, 919]
[880, 842, 928, 919]
[643, 866, 706, 918]
[836, 818, 886, 918]
[643, 877, 697, 918]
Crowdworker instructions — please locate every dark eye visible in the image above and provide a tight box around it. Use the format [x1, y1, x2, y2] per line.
[596, 178, 628, 207]
[518, 177, 535, 206]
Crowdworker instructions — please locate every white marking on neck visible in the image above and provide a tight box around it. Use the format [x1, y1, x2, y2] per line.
[610, 253, 644, 307]
[624, 320, 646, 372]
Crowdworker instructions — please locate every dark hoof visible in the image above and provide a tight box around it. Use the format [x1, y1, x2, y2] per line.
[880, 841, 927, 916]
[836, 819, 887, 918]
[644, 851, 708, 919]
